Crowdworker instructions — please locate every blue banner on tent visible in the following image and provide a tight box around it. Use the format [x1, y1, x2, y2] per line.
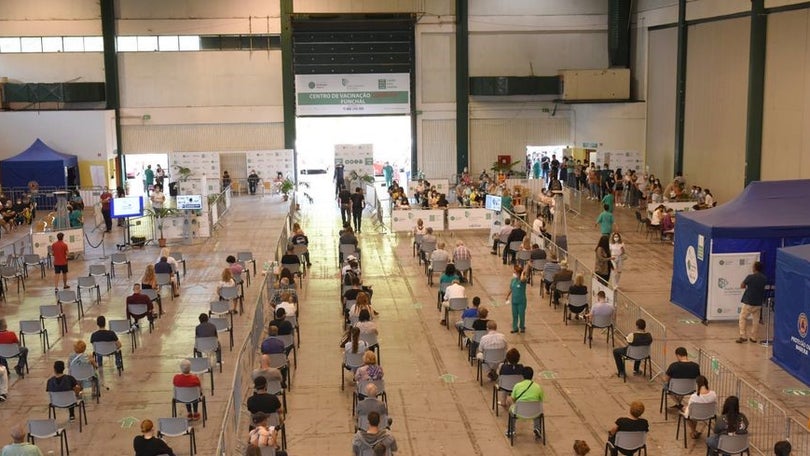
[772, 244, 810, 388]
[671, 216, 710, 319]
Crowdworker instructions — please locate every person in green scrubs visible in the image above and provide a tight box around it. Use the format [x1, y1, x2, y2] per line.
[506, 263, 529, 333]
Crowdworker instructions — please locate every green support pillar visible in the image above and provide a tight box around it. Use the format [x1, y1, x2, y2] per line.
[281, 0, 297, 176]
[455, 0, 469, 176]
[101, 0, 124, 188]
[673, 0, 687, 177]
[744, 0, 766, 185]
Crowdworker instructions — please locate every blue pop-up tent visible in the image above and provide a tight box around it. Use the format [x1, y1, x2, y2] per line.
[772, 244, 810, 387]
[0, 138, 79, 188]
[671, 179, 810, 321]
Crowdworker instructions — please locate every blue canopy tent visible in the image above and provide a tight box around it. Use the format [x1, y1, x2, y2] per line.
[773, 244, 810, 387]
[0, 138, 79, 189]
[671, 179, 810, 321]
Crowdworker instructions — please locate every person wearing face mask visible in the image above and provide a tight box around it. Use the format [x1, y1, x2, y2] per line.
[609, 233, 626, 289]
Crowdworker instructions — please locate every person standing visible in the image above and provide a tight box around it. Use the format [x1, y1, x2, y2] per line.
[100, 187, 113, 232]
[595, 204, 614, 237]
[222, 170, 231, 191]
[143, 165, 154, 196]
[594, 235, 612, 285]
[382, 162, 394, 188]
[736, 261, 767, 343]
[609, 232, 626, 289]
[350, 187, 365, 233]
[155, 164, 165, 187]
[150, 184, 165, 210]
[247, 170, 260, 195]
[505, 264, 529, 334]
[334, 162, 345, 196]
[52, 232, 69, 292]
[337, 185, 352, 226]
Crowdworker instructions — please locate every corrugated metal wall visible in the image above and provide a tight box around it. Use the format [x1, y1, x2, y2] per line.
[122, 123, 285, 153]
[420, 119, 456, 178]
[469, 117, 570, 175]
[645, 27, 677, 181]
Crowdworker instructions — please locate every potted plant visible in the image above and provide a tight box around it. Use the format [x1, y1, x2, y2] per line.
[490, 159, 525, 179]
[280, 178, 295, 201]
[145, 207, 180, 247]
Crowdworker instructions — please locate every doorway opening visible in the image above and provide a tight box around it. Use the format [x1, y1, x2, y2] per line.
[123, 153, 169, 197]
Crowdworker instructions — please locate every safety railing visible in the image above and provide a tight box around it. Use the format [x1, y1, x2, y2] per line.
[215, 199, 293, 456]
[787, 417, 810, 455]
[0, 186, 70, 211]
[208, 187, 233, 230]
[563, 185, 582, 215]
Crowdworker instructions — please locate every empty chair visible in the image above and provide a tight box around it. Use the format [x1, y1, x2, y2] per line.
[208, 300, 233, 329]
[193, 337, 222, 373]
[48, 390, 88, 432]
[19, 320, 49, 353]
[27, 419, 69, 456]
[457, 317, 477, 350]
[506, 241, 522, 264]
[549, 280, 571, 309]
[584, 313, 615, 348]
[142, 288, 163, 316]
[0, 342, 29, 376]
[109, 319, 138, 352]
[158, 417, 196, 456]
[187, 357, 214, 396]
[359, 332, 379, 363]
[1, 265, 25, 293]
[495, 231, 510, 256]
[232, 272, 247, 299]
[92, 340, 123, 376]
[40, 304, 67, 336]
[622, 345, 652, 382]
[427, 259, 448, 286]
[528, 258, 546, 286]
[77, 277, 101, 306]
[110, 253, 132, 278]
[565, 293, 589, 324]
[57, 290, 84, 320]
[156, 273, 176, 301]
[23, 254, 46, 279]
[172, 386, 207, 427]
[676, 401, 716, 448]
[170, 252, 187, 277]
[467, 330, 487, 365]
[210, 317, 233, 351]
[477, 348, 506, 385]
[88, 264, 111, 291]
[660, 377, 697, 420]
[286, 314, 300, 348]
[219, 286, 242, 315]
[339, 244, 359, 266]
[507, 400, 545, 446]
[606, 431, 647, 456]
[237, 251, 256, 275]
[454, 257, 473, 285]
[516, 249, 531, 267]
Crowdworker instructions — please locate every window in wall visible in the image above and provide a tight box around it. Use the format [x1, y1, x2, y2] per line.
[84, 36, 104, 52]
[158, 36, 179, 51]
[117, 36, 137, 52]
[63, 37, 84, 52]
[0, 34, 278, 53]
[137, 36, 158, 51]
[178, 36, 200, 51]
[42, 37, 63, 52]
[0, 37, 21, 53]
[20, 37, 42, 53]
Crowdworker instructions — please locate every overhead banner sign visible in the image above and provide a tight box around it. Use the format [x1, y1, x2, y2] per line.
[295, 73, 410, 116]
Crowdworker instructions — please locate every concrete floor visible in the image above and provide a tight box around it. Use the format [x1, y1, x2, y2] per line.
[0, 175, 807, 455]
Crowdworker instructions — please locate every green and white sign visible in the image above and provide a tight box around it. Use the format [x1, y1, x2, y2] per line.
[295, 73, 410, 116]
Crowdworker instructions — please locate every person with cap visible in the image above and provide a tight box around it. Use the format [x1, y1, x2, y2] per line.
[246, 376, 283, 423]
[260, 326, 286, 355]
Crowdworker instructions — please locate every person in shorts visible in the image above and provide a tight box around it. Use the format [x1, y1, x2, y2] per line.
[52, 232, 69, 292]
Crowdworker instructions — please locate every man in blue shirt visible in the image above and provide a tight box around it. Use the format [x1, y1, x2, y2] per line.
[737, 261, 767, 343]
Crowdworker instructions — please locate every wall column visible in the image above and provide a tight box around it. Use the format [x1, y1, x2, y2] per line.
[455, 0, 469, 175]
[101, 0, 123, 188]
[673, 0, 687, 176]
[280, 0, 296, 176]
[744, 0, 766, 185]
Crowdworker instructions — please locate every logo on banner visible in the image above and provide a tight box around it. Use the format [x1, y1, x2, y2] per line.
[799, 313, 808, 338]
[685, 246, 699, 285]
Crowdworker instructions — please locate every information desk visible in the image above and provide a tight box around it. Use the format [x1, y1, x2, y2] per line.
[647, 200, 697, 217]
[33, 228, 85, 259]
[446, 208, 493, 230]
[391, 208, 445, 232]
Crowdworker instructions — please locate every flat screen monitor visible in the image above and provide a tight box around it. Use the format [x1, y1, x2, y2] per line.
[485, 194, 502, 212]
[176, 195, 202, 210]
[111, 196, 144, 218]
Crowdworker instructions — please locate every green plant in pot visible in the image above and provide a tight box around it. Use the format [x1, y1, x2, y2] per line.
[280, 178, 295, 201]
[145, 206, 181, 247]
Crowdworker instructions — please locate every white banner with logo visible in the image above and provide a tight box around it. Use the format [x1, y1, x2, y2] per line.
[295, 73, 410, 116]
[707, 252, 761, 321]
[391, 209, 444, 232]
[335, 144, 373, 192]
[447, 208, 492, 230]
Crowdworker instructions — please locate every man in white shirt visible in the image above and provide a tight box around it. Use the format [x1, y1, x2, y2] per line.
[477, 320, 508, 380]
[532, 213, 546, 236]
[276, 291, 297, 317]
[490, 218, 514, 255]
[440, 278, 466, 325]
[429, 241, 451, 272]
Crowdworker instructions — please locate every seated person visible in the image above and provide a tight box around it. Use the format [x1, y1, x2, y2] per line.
[195, 313, 222, 365]
[541, 255, 561, 297]
[126, 283, 156, 325]
[504, 366, 544, 437]
[289, 224, 311, 266]
[248, 412, 283, 453]
[348, 293, 375, 323]
[650, 205, 665, 227]
[663, 346, 701, 406]
[280, 245, 301, 269]
[440, 278, 465, 326]
[706, 396, 749, 453]
[260, 325, 285, 355]
[567, 273, 589, 319]
[429, 242, 451, 272]
[476, 320, 508, 381]
[530, 243, 547, 260]
[496, 348, 524, 406]
[226, 255, 244, 276]
[275, 291, 297, 317]
[354, 350, 384, 388]
[343, 327, 369, 355]
[352, 411, 397, 456]
[491, 218, 514, 255]
[455, 296, 481, 332]
[551, 260, 573, 305]
[246, 376, 283, 419]
[46, 360, 80, 421]
[612, 319, 653, 378]
[155, 256, 179, 297]
[270, 308, 294, 336]
[608, 401, 649, 456]
[172, 359, 202, 421]
[90, 316, 123, 370]
[355, 383, 389, 426]
[586, 291, 613, 322]
[354, 309, 378, 336]
[661, 208, 675, 240]
[68, 204, 83, 228]
[252, 354, 285, 389]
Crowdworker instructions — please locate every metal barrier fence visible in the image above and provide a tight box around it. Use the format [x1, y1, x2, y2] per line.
[208, 187, 233, 230]
[787, 418, 810, 455]
[215, 199, 293, 456]
[563, 185, 582, 215]
[1, 186, 68, 211]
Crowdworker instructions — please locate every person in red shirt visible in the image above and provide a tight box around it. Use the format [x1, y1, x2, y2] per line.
[100, 188, 113, 232]
[172, 359, 202, 420]
[126, 283, 155, 326]
[0, 319, 28, 378]
[51, 232, 69, 292]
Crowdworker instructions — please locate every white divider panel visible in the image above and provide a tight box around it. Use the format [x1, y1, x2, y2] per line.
[170, 152, 220, 181]
[447, 208, 492, 230]
[33, 228, 85, 259]
[391, 208, 445, 232]
[407, 178, 449, 196]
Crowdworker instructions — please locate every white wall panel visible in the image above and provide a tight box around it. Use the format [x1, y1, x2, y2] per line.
[419, 33, 455, 103]
[573, 103, 646, 156]
[683, 18, 748, 203]
[119, 51, 282, 108]
[469, 117, 570, 176]
[117, 18, 281, 35]
[0, 53, 104, 83]
[122, 123, 285, 153]
[470, 32, 608, 76]
[762, 9, 810, 181]
[118, 0, 279, 19]
[420, 119, 455, 178]
[294, 0, 444, 14]
[0, 0, 99, 20]
[0, 110, 116, 161]
[645, 26, 677, 181]
[470, 0, 606, 16]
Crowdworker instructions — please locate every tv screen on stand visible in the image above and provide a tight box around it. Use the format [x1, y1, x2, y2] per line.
[485, 194, 502, 212]
[110, 196, 144, 218]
